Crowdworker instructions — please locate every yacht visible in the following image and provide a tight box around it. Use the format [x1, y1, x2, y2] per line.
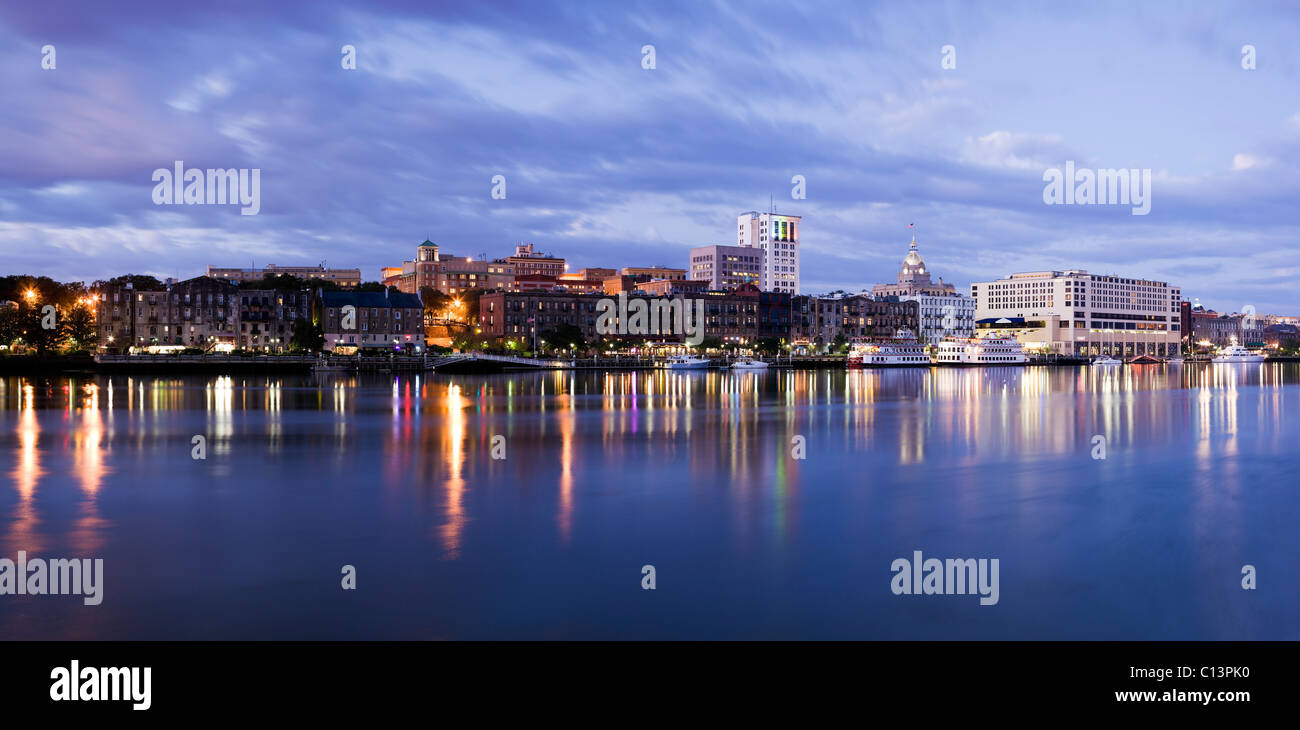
[932, 334, 1029, 365]
[729, 357, 770, 370]
[663, 355, 711, 369]
[847, 328, 930, 367]
[1212, 345, 1266, 363]
[1091, 355, 1123, 366]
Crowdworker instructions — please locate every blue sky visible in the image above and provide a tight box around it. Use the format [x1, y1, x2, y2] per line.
[2, 0, 1298, 312]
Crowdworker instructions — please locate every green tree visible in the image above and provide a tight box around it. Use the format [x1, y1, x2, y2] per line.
[831, 333, 849, 354]
[18, 304, 61, 355]
[289, 318, 325, 352]
[541, 323, 585, 352]
[693, 335, 723, 352]
[93, 274, 165, 292]
[60, 305, 96, 351]
[241, 273, 311, 291]
[754, 336, 782, 356]
[0, 307, 21, 349]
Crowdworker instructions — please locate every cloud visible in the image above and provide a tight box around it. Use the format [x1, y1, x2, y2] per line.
[0, 0, 1299, 314]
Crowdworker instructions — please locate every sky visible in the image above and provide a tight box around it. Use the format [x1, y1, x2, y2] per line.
[2, 0, 1298, 313]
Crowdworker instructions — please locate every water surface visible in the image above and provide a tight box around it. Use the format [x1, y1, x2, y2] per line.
[1, 364, 1297, 639]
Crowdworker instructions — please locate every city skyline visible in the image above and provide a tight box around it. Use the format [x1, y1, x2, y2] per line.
[3, 1, 1299, 313]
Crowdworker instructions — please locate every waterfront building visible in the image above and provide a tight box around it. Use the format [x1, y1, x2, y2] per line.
[207, 264, 361, 288]
[1184, 303, 1265, 351]
[971, 270, 1182, 357]
[737, 210, 800, 294]
[901, 294, 975, 344]
[790, 294, 918, 350]
[316, 289, 426, 353]
[1263, 324, 1300, 350]
[235, 289, 310, 351]
[477, 284, 790, 347]
[688, 244, 763, 290]
[96, 276, 240, 352]
[478, 290, 602, 342]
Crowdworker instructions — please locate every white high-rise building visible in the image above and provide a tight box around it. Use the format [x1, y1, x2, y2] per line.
[737, 211, 800, 294]
[971, 270, 1182, 357]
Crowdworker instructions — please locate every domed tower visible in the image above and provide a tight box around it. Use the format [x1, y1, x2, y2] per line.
[897, 236, 934, 287]
[871, 231, 957, 297]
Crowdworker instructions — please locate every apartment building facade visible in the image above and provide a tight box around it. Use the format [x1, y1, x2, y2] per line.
[316, 290, 426, 353]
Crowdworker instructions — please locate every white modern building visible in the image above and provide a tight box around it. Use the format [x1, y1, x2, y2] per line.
[971, 270, 1182, 357]
[737, 211, 800, 294]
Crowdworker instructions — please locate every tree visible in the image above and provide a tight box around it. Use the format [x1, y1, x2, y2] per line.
[241, 273, 310, 292]
[754, 336, 783, 356]
[17, 304, 60, 355]
[93, 274, 165, 292]
[831, 333, 849, 354]
[289, 318, 325, 352]
[0, 308, 21, 348]
[540, 323, 585, 352]
[60, 305, 96, 351]
[693, 335, 723, 352]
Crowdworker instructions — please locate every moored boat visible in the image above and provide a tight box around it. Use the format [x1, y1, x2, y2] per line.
[1212, 345, 1266, 363]
[663, 355, 711, 369]
[847, 328, 930, 367]
[932, 333, 1029, 365]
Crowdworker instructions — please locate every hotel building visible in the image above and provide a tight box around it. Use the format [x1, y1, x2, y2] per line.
[737, 211, 801, 294]
[971, 270, 1182, 357]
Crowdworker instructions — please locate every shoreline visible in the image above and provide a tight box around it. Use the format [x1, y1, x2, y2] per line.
[3, 353, 1293, 376]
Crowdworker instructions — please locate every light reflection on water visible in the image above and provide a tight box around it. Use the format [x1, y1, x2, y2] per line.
[0, 364, 1297, 639]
